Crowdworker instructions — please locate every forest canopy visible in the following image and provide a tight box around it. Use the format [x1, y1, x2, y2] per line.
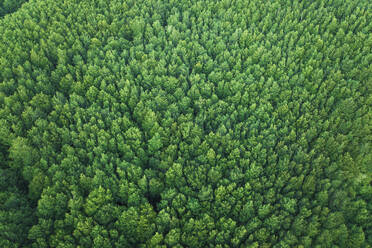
[0, 0, 27, 17]
[0, 0, 371, 247]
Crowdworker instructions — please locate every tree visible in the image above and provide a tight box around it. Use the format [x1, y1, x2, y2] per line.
[0, 0, 371, 246]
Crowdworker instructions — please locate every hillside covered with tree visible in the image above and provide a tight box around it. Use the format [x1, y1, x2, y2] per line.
[0, 0, 371, 247]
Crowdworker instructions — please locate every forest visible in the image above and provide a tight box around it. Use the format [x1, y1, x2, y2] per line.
[0, 0, 371, 247]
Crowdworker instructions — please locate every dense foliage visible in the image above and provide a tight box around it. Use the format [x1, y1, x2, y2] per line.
[0, 0, 27, 17]
[0, 0, 371, 247]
